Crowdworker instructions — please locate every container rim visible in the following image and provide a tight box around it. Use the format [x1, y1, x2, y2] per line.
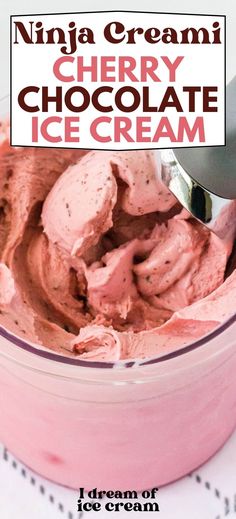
[1, 313, 236, 371]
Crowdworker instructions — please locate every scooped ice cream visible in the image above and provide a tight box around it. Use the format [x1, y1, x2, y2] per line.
[0, 128, 236, 361]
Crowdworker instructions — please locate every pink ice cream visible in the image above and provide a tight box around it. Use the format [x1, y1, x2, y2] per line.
[0, 131, 236, 361]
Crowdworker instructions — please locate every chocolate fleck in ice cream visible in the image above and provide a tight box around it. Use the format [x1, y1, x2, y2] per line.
[0, 127, 236, 361]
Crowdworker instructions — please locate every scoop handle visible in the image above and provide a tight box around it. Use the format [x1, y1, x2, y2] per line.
[174, 76, 236, 199]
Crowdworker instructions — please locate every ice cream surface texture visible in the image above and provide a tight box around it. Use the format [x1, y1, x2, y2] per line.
[0, 132, 236, 361]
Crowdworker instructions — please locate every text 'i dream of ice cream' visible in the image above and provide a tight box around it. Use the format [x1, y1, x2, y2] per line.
[12, 17, 223, 144]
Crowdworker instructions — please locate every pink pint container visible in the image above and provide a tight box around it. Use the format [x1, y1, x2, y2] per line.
[0, 314, 236, 490]
[0, 96, 236, 490]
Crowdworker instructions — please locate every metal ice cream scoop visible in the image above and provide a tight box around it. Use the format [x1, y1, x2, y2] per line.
[158, 76, 236, 239]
